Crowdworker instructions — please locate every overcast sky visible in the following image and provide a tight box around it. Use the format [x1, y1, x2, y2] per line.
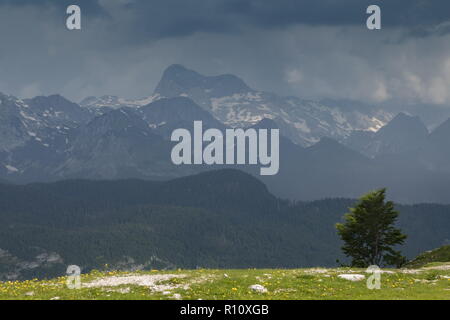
[0, 0, 450, 105]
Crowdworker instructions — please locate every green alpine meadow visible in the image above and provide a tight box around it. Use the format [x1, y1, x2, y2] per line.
[1, 261, 449, 300]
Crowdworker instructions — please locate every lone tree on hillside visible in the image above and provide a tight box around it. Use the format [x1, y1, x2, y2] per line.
[336, 188, 407, 268]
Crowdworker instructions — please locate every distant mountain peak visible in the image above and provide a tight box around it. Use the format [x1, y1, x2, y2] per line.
[390, 111, 420, 123]
[86, 108, 147, 131]
[377, 112, 428, 138]
[163, 64, 193, 75]
[154, 64, 252, 98]
[430, 117, 450, 138]
[0, 92, 17, 104]
[342, 112, 429, 158]
[165, 64, 187, 71]
[80, 95, 160, 111]
[309, 137, 366, 158]
[26, 94, 76, 106]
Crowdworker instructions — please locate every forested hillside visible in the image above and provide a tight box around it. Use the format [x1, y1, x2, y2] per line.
[0, 170, 449, 280]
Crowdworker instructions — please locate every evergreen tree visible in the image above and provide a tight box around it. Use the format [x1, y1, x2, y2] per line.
[336, 188, 407, 267]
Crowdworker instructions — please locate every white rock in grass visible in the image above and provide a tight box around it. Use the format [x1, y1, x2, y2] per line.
[338, 274, 365, 281]
[249, 284, 268, 293]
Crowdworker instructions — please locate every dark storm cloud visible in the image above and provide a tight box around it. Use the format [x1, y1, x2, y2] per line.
[0, 0, 449, 104]
[0, 0, 103, 14]
[1, 0, 450, 41]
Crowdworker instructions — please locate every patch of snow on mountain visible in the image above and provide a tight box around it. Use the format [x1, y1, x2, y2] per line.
[367, 117, 386, 132]
[81, 94, 162, 111]
[20, 111, 38, 122]
[293, 120, 311, 133]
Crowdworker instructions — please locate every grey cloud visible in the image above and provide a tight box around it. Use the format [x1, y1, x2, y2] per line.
[1, 0, 450, 40]
[0, 0, 450, 106]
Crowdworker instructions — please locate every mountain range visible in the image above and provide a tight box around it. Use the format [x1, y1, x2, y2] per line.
[2, 65, 450, 203]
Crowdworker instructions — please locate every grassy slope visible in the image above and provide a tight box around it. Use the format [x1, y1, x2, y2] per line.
[1, 265, 449, 300]
[405, 245, 450, 269]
